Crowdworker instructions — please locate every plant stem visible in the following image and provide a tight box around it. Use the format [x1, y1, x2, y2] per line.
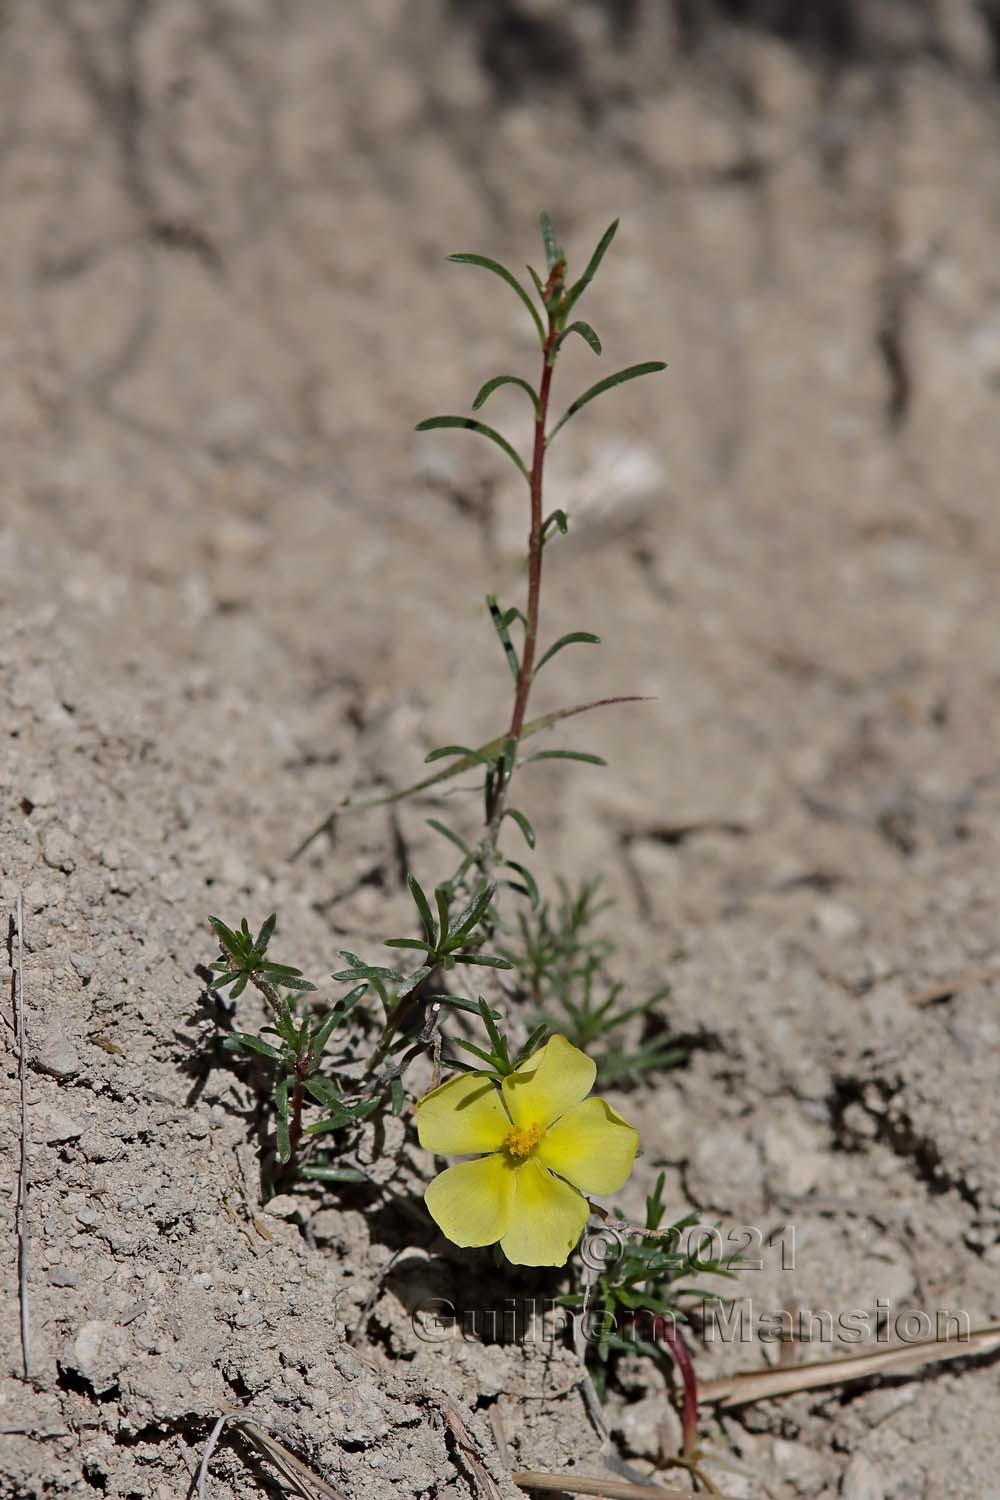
[661, 1323, 700, 1462]
[488, 269, 563, 842]
[288, 1076, 305, 1161]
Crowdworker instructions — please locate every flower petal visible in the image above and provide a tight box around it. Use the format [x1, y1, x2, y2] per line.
[502, 1034, 596, 1130]
[425, 1155, 515, 1247]
[536, 1096, 640, 1195]
[416, 1073, 510, 1156]
[499, 1159, 590, 1267]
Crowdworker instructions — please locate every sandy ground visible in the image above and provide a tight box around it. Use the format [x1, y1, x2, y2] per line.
[3, 2, 1000, 1496]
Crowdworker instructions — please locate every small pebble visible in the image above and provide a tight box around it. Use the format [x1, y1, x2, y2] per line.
[263, 1194, 300, 1218]
[49, 1266, 80, 1287]
[841, 1453, 885, 1500]
[62, 1320, 126, 1396]
[42, 829, 76, 873]
[37, 1037, 80, 1079]
[70, 952, 93, 980]
[815, 900, 862, 940]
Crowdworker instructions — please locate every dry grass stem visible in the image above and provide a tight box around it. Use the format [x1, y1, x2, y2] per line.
[699, 1322, 1000, 1408]
[513, 1470, 740, 1499]
[201, 1404, 347, 1500]
[13, 890, 30, 1381]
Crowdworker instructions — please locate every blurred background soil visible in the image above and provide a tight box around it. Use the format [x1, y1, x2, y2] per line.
[2, 2, 1000, 1495]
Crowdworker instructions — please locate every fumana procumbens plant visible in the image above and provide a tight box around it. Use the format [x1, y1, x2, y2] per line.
[205, 213, 716, 1440]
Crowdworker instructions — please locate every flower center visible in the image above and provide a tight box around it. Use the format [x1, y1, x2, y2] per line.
[504, 1122, 542, 1160]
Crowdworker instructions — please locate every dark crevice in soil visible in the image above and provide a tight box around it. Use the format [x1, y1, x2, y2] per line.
[829, 1074, 981, 1212]
[56, 1365, 120, 1405]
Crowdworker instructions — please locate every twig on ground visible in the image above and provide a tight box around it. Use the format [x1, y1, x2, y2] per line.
[199, 1404, 347, 1500]
[573, 1235, 609, 1443]
[488, 1401, 511, 1471]
[513, 1471, 739, 1500]
[910, 967, 997, 1007]
[195, 1414, 229, 1500]
[443, 1403, 503, 1500]
[699, 1321, 1000, 1408]
[13, 891, 30, 1381]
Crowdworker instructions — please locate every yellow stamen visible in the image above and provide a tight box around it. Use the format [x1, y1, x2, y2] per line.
[504, 1123, 542, 1159]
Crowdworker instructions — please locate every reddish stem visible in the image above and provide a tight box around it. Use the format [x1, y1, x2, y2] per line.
[489, 267, 563, 837]
[508, 340, 556, 742]
[660, 1322, 700, 1461]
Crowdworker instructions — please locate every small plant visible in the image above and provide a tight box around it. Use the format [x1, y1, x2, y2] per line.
[209, 915, 374, 1187]
[204, 212, 715, 1450]
[559, 1172, 734, 1473]
[498, 876, 684, 1086]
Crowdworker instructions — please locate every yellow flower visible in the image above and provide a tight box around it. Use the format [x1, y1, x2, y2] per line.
[416, 1034, 640, 1266]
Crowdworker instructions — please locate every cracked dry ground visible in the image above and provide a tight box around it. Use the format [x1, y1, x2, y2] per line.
[2, 2, 1000, 1496]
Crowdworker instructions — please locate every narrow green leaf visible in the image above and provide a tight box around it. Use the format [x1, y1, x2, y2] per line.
[541, 509, 569, 544]
[559, 219, 619, 319]
[384, 937, 435, 953]
[275, 1074, 291, 1164]
[297, 698, 648, 836]
[303, 1075, 345, 1109]
[449, 882, 496, 942]
[424, 743, 497, 767]
[455, 953, 514, 969]
[274, 1003, 299, 1047]
[501, 807, 535, 849]
[540, 211, 559, 272]
[264, 972, 316, 993]
[228, 1031, 282, 1061]
[209, 916, 240, 952]
[312, 983, 367, 1053]
[517, 1023, 550, 1061]
[434, 885, 452, 947]
[472, 375, 540, 418]
[547, 361, 667, 446]
[478, 996, 504, 1054]
[229, 973, 249, 999]
[526, 264, 546, 302]
[520, 749, 608, 767]
[416, 415, 529, 483]
[447, 253, 545, 343]
[533, 631, 601, 674]
[425, 818, 472, 856]
[300, 1164, 369, 1184]
[255, 913, 277, 952]
[502, 859, 539, 908]
[452, 1036, 500, 1067]
[389, 966, 427, 1006]
[390, 1077, 405, 1117]
[305, 1105, 358, 1135]
[488, 595, 520, 683]
[429, 993, 501, 1018]
[407, 873, 437, 947]
[258, 960, 304, 977]
[556, 321, 602, 356]
[350, 1097, 381, 1123]
[434, 1054, 484, 1076]
[370, 976, 391, 1017]
[209, 969, 242, 992]
[334, 955, 399, 981]
[301, 1158, 371, 1182]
